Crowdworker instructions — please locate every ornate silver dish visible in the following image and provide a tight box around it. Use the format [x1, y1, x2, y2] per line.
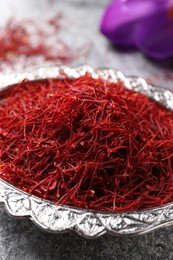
[0, 65, 173, 238]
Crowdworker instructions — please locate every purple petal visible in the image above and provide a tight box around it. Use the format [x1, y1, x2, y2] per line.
[100, 0, 170, 47]
[136, 9, 173, 59]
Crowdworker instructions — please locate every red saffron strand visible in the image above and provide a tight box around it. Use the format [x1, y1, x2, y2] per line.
[0, 14, 85, 71]
[0, 75, 172, 212]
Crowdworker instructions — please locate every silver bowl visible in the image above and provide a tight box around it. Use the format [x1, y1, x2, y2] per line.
[0, 65, 173, 238]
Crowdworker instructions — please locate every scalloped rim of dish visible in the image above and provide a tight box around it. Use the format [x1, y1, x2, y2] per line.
[0, 65, 173, 238]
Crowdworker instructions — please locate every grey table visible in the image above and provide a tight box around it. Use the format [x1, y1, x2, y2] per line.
[0, 1, 173, 259]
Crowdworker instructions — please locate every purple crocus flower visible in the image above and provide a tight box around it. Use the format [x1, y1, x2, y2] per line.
[100, 0, 173, 59]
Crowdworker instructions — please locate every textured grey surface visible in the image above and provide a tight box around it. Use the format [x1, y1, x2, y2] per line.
[1, 204, 173, 260]
[0, 0, 173, 259]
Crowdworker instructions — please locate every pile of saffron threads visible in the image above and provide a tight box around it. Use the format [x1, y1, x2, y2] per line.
[0, 74, 172, 212]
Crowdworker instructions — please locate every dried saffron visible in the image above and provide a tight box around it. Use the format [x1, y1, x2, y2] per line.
[0, 14, 83, 72]
[0, 75, 172, 212]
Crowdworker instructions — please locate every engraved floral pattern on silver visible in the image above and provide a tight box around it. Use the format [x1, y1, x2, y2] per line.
[0, 65, 172, 238]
